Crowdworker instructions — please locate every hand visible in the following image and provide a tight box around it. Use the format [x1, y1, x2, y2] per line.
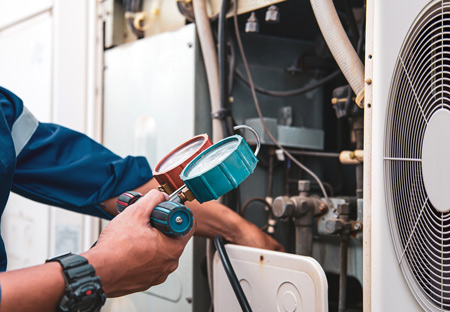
[227, 217, 285, 252]
[83, 189, 195, 297]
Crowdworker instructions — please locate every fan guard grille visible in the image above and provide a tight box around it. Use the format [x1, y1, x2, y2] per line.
[385, 1, 450, 311]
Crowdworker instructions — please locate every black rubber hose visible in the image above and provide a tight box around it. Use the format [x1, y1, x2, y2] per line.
[235, 68, 342, 98]
[214, 235, 252, 312]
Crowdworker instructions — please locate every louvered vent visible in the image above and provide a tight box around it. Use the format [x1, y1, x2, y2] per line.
[385, 1, 450, 311]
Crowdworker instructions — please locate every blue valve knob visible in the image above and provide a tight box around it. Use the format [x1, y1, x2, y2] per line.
[117, 191, 194, 236]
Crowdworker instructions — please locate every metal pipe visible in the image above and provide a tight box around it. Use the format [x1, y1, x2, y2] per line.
[338, 203, 351, 312]
[268, 148, 275, 198]
[339, 234, 349, 312]
[294, 198, 315, 257]
[354, 115, 364, 199]
[295, 221, 313, 256]
[286, 150, 340, 158]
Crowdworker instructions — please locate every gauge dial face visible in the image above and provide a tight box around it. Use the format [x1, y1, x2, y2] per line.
[184, 139, 239, 177]
[156, 137, 205, 172]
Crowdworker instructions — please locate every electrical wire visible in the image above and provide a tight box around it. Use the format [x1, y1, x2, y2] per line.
[218, 0, 231, 137]
[232, 0, 336, 211]
[228, 37, 236, 96]
[235, 67, 342, 98]
[214, 235, 252, 312]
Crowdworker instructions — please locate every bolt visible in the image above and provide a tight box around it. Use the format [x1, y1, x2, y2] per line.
[175, 216, 183, 224]
[245, 12, 259, 33]
[354, 222, 362, 231]
[265, 5, 280, 23]
[298, 180, 310, 193]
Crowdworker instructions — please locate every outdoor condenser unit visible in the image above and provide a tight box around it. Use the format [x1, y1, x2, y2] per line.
[366, 0, 450, 311]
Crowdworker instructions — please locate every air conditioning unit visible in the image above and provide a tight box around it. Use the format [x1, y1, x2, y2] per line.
[366, 0, 450, 311]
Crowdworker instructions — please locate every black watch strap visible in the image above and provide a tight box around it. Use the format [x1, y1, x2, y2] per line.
[46, 253, 106, 312]
[48, 253, 95, 283]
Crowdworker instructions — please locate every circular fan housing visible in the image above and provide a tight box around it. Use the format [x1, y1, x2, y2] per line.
[384, 2, 450, 310]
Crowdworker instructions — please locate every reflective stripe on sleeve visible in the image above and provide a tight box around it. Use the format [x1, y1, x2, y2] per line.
[11, 106, 39, 156]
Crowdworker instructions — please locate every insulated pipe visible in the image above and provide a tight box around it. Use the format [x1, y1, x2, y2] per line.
[193, 0, 225, 142]
[310, 0, 365, 107]
[192, 1, 227, 306]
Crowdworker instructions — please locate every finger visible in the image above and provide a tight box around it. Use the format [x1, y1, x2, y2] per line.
[132, 189, 167, 219]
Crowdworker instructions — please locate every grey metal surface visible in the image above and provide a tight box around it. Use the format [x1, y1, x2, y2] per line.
[102, 0, 125, 49]
[314, 197, 363, 285]
[244, 117, 324, 150]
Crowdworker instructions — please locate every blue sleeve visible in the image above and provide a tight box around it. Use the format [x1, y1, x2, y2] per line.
[3, 87, 153, 220]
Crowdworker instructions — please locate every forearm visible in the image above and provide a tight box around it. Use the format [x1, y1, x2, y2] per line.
[101, 179, 157, 215]
[185, 199, 284, 251]
[185, 199, 243, 242]
[0, 262, 64, 312]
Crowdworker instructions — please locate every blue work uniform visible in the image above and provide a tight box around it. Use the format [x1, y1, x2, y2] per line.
[0, 86, 153, 272]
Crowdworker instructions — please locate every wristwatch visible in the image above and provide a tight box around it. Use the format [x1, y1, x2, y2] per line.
[46, 253, 106, 312]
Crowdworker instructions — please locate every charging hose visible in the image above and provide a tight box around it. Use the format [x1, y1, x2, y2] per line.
[214, 235, 252, 312]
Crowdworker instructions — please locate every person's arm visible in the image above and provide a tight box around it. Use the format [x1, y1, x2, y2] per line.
[101, 178, 284, 252]
[0, 190, 194, 311]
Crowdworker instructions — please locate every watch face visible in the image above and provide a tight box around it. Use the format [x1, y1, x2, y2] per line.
[68, 281, 106, 312]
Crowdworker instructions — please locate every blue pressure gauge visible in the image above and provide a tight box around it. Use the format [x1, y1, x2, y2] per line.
[180, 126, 260, 203]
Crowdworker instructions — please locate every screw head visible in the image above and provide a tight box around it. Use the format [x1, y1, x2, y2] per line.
[175, 216, 183, 224]
[298, 180, 311, 192]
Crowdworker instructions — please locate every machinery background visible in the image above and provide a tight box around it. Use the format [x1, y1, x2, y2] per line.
[102, 0, 366, 311]
[0, 0, 388, 311]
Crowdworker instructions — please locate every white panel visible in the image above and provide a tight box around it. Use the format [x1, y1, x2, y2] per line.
[213, 245, 328, 312]
[50, 0, 102, 256]
[103, 23, 197, 164]
[0, 0, 102, 270]
[52, 0, 88, 132]
[0, 12, 53, 121]
[0, 11, 54, 270]
[103, 24, 200, 312]
[368, 0, 430, 311]
[0, 0, 52, 30]
[1, 194, 50, 270]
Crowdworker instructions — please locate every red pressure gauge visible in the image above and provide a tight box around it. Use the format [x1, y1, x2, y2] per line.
[153, 134, 212, 194]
